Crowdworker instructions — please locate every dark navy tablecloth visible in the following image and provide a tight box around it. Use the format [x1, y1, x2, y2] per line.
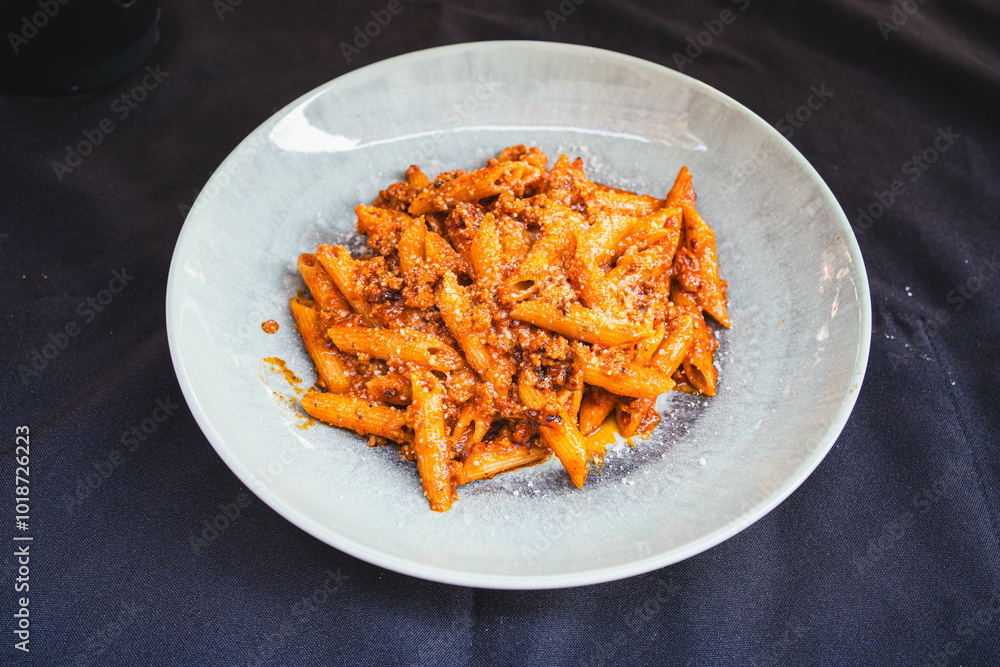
[3, 0, 999, 665]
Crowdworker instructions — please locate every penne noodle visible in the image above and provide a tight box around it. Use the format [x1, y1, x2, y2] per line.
[436, 272, 516, 395]
[425, 230, 471, 278]
[606, 240, 678, 285]
[612, 206, 683, 256]
[451, 403, 496, 455]
[297, 253, 352, 316]
[397, 217, 427, 283]
[315, 244, 379, 326]
[495, 144, 548, 169]
[651, 311, 695, 378]
[408, 369, 457, 512]
[504, 202, 580, 302]
[615, 398, 660, 439]
[671, 285, 719, 396]
[557, 383, 584, 428]
[582, 182, 664, 217]
[453, 441, 551, 486]
[300, 392, 410, 442]
[632, 326, 666, 365]
[561, 158, 663, 217]
[365, 373, 412, 406]
[397, 217, 437, 309]
[681, 204, 730, 328]
[568, 211, 642, 312]
[289, 298, 352, 393]
[683, 333, 718, 396]
[682, 320, 719, 397]
[542, 154, 585, 208]
[405, 164, 430, 189]
[574, 344, 675, 399]
[578, 211, 642, 267]
[409, 161, 544, 215]
[355, 204, 413, 256]
[326, 325, 465, 372]
[518, 368, 588, 488]
[510, 299, 653, 346]
[579, 386, 616, 436]
[666, 165, 696, 209]
[470, 212, 504, 288]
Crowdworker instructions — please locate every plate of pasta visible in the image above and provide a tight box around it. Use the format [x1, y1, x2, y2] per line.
[167, 41, 871, 588]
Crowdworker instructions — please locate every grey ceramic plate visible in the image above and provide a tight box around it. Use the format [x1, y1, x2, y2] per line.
[166, 41, 871, 589]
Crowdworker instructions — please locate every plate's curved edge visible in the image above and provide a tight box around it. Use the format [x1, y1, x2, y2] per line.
[165, 40, 873, 590]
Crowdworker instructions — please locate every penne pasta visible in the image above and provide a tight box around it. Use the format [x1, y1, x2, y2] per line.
[666, 165, 696, 209]
[314, 244, 379, 326]
[326, 325, 465, 372]
[407, 369, 457, 512]
[683, 333, 718, 396]
[563, 159, 664, 217]
[300, 392, 410, 442]
[288, 146, 729, 511]
[355, 204, 412, 256]
[289, 298, 352, 393]
[297, 253, 352, 316]
[453, 441, 551, 486]
[470, 212, 504, 288]
[542, 154, 586, 208]
[671, 285, 719, 396]
[518, 368, 588, 488]
[436, 271, 516, 395]
[582, 182, 664, 217]
[574, 343, 675, 399]
[615, 398, 661, 439]
[568, 211, 642, 312]
[397, 217, 427, 283]
[405, 164, 430, 189]
[504, 202, 580, 302]
[612, 206, 683, 256]
[409, 161, 544, 215]
[681, 204, 730, 327]
[632, 326, 666, 365]
[396, 217, 437, 309]
[651, 311, 695, 378]
[579, 386, 616, 436]
[606, 240, 678, 286]
[451, 402, 496, 455]
[510, 299, 653, 346]
[496, 144, 548, 169]
[558, 382, 584, 428]
[425, 230, 471, 278]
